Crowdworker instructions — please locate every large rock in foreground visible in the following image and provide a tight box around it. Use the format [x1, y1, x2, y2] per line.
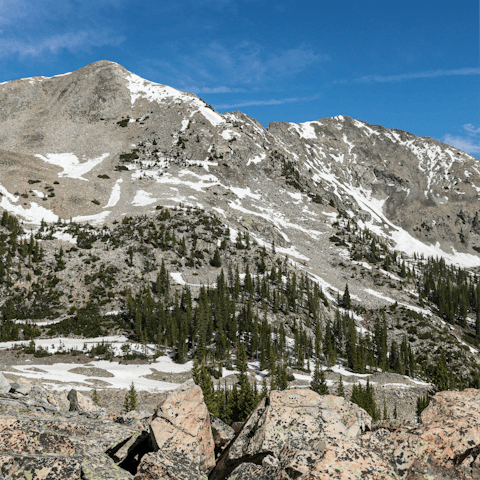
[212, 390, 371, 479]
[0, 412, 139, 479]
[134, 451, 208, 480]
[149, 380, 215, 473]
[0, 373, 10, 395]
[362, 388, 480, 479]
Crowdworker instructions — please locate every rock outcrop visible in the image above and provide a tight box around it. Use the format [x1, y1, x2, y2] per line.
[2, 380, 480, 479]
[0, 372, 10, 395]
[149, 380, 216, 473]
[210, 414, 236, 456]
[0, 412, 139, 479]
[212, 389, 371, 479]
[362, 388, 480, 479]
[68, 388, 105, 415]
[134, 451, 208, 480]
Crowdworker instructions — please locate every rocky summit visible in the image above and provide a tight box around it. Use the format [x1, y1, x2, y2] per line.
[1, 61, 480, 478]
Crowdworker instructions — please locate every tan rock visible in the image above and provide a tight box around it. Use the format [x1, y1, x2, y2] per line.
[47, 390, 70, 410]
[134, 451, 208, 480]
[149, 380, 215, 473]
[305, 439, 400, 480]
[212, 389, 371, 479]
[0, 372, 11, 394]
[68, 389, 103, 414]
[225, 438, 399, 480]
[210, 414, 235, 453]
[361, 389, 480, 479]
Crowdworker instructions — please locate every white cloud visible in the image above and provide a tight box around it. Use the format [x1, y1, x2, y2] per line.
[443, 135, 480, 156]
[149, 41, 327, 92]
[352, 67, 480, 84]
[215, 94, 321, 110]
[0, 30, 124, 57]
[443, 124, 480, 156]
[186, 86, 246, 94]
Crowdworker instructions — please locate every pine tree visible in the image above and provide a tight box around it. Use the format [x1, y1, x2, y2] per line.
[416, 394, 431, 419]
[92, 389, 100, 406]
[310, 362, 329, 395]
[123, 382, 138, 413]
[337, 376, 345, 397]
[210, 249, 222, 267]
[342, 283, 351, 310]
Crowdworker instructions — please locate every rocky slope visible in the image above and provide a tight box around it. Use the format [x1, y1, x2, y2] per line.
[1, 60, 479, 260]
[1, 374, 480, 480]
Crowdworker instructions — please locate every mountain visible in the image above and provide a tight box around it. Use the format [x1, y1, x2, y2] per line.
[0, 60, 479, 423]
[2, 60, 479, 263]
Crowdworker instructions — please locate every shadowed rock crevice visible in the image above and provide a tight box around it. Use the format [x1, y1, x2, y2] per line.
[209, 452, 274, 480]
[107, 431, 153, 474]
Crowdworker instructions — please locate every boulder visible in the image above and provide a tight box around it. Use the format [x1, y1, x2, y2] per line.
[226, 438, 399, 480]
[362, 388, 480, 479]
[149, 380, 215, 473]
[0, 372, 11, 394]
[212, 390, 371, 479]
[68, 389, 103, 414]
[134, 451, 208, 480]
[210, 414, 235, 454]
[0, 413, 139, 479]
[47, 390, 70, 411]
[9, 382, 32, 396]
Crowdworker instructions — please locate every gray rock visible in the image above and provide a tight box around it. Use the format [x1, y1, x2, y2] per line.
[0, 372, 11, 394]
[9, 382, 32, 396]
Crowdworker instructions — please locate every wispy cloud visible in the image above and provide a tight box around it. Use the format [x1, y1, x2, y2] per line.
[0, 0, 127, 60]
[151, 41, 327, 92]
[186, 86, 246, 94]
[351, 67, 480, 84]
[443, 124, 480, 156]
[215, 94, 321, 110]
[0, 30, 124, 58]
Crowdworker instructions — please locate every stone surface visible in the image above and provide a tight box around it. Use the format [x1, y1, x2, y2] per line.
[149, 380, 215, 473]
[210, 414, 235, 454]
[212, 390, 371, 480]
[9, 382, 32, 395]
[362, 388, 480, 479]
[68, 388, 104, 414]
[226, 439, 399, 480]
[47, 390, 70, 411]
[0, 412, 139, 479]
[0, 372, 11, 394]
[134, 451, 208, 480]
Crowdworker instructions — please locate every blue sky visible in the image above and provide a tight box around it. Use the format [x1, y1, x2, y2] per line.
[1, 0, 479, 155]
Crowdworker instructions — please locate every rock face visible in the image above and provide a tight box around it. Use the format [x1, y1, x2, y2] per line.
[362, 388, 480, 479]
[210, 414, 236, 455]
[134, 451, 208, 480]
[212, 390, 371, 479]
[0, 372, 10, 394]
[68, 388, 104, 414]
[149, 380, 215, 473]
[217, 389, 480, 479]
[0, 412, 139, 479]
[2, 385, 480, 479]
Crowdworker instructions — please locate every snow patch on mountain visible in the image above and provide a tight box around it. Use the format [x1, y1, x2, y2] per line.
[132, 190, 157, 206]
[247, 153, 266, 166]
[125, 72, 225, 127]
[72, 211, 111, 225]
[35, 153, 109, 181]
[104, 179, 123, 208]
[0, 198, 58, 224]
